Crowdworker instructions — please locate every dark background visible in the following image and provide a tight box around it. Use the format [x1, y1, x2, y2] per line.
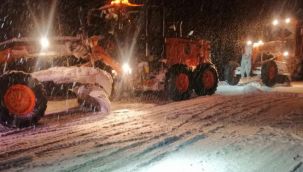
[0, 0, 302, 79]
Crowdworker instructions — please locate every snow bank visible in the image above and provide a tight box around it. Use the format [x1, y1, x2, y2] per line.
[217, 81, 263, 95]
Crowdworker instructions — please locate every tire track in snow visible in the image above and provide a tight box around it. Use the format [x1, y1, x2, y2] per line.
[0, 119, 155, 169]
[133, 134, 205, 171]
[71, 130, 205, 172]
[1, 93, 303, 171]
[17, 94, 282, 169]
[0, 156, 32, 171]
[171, 94, 279, 130]
[64, 132, 170, 172]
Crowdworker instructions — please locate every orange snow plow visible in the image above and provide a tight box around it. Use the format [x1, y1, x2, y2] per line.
[134, 38, 218, 101]
[0, 35, 122, 128]
[225, 17, 303, 86]
[91, 0, 219, 100]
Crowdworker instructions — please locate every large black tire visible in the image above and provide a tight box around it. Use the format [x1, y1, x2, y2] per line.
[165, 64, 192, 101]
[261, 60, 278, 87]
[0, 71, 47, 128]
[193, 64, 218, 96]
[224, 61, 240, 85]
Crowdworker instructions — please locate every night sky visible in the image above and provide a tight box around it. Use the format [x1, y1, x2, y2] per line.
[1, 0, 301, 39]
[0, 0, 302, 76]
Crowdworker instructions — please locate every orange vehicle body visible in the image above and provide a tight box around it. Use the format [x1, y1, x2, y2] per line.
[165, 38, 211, 68]
[134, 37, 215, 93]
[250, 19, 303, 75]
[0, 37, 122, 75]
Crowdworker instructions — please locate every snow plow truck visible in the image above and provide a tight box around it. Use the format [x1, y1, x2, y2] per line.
[94, 0, 219, 101]
[225, 17, 303, 87]
[133, 38, 218, 101]
[0, 0, 218, 128]
[0, 35, 121, 128]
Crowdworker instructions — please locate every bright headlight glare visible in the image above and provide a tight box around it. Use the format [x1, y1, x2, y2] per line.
[258, 40, 264, 44]
[246, 40, 252, 46]
[112, 69, 117, 76]
[285, 18, 291, 24]
[253, 40, 264, 48]
[40, 37, 49, 49]
[283, 51, 289, 57]
[272, 19, 279, 26]
[122, 63, 132, 74]
[253, 43, 258, 48]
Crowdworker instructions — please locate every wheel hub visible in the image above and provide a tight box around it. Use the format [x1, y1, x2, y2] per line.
[4, 84, 36, 116]
[268, 66, 276, 80]
[202, 70, 215, 89]
[175, 73, 189, 93]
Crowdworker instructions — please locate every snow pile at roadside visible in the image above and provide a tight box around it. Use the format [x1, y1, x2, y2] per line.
[217, 81, 263, 95]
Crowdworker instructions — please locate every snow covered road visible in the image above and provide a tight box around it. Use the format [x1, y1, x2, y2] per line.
[1, 91, 303, 172]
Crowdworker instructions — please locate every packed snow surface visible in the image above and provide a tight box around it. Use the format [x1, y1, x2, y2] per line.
[1, 84, 303, 172]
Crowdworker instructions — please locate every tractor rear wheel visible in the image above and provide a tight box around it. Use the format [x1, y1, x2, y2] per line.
[224, 61, 240, 85]
[165, 64, 192, 101]
[0, 71, 47, 128]
[194, 64, 218, 96]
[261, 60, 278, 87]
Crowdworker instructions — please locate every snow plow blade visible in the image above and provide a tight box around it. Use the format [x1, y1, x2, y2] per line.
[32, 66, 113, 113]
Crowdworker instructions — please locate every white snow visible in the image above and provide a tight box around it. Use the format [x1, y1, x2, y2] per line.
[75, 85, 111, 114]
[217, 81, 303, 95]
[32, 66, 113, 113]
[1, 84, 303, 172]
[32, 66, 113, 96]
[217, 81, 263, 95]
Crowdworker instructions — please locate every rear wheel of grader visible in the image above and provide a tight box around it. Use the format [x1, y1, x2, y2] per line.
[0, 71, 47, 128]
[261, 60, 278, 87]
[224, 61, 240, 85]
[165, 64, 192, 101]
[193, 64, 218, 96]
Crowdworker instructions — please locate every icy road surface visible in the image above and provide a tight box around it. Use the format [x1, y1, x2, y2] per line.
[1, 84, 303, 171]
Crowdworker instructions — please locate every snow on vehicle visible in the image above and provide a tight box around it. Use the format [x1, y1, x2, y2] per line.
[225, 17, 303, 87]
[0, 36, 117, 128]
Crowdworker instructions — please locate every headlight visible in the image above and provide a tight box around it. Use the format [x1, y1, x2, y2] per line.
[122, 63, 132, 74]
[272, 19, 279, 26]
[283, 51, 289, 57]
[246, 40, 252, 46]
[258, 40, 264, 45]
[253, 40, 264, 48]
[285, 18, 291, 24]
[40, 37, 49, 49]
[111, 69, 117, 76]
